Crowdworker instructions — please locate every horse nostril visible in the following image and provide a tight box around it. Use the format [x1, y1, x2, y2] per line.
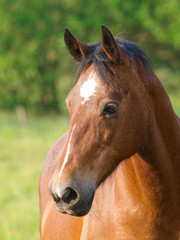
[62, 187, 78, 204]
[53, 194, 60, 203]
[49, 186, 60, 203]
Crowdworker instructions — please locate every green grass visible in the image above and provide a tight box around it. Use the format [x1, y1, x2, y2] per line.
[0, 112, 69, 240]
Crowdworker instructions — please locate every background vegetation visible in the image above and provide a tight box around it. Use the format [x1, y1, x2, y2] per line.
[0, 113, 69, 240]
[0, 0, 179, 113]
[0, 0, 179, 239]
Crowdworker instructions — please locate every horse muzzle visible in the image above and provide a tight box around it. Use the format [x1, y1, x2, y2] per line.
[49, 181, 95, 216]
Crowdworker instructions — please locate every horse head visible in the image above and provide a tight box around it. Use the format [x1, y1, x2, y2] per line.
[49, 26, 149, 216]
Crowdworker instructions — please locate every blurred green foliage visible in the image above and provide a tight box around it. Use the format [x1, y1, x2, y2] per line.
[0, 0, 179, 113]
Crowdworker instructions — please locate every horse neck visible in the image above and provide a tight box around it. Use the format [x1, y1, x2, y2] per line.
[131, 68, 180, 207]
[141, 68, 180, 166]
[111, 69, 180, 226]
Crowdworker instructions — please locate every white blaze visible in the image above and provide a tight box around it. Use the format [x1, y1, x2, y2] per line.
[59, 124, 76, 177]
[80, 71, 97, 104]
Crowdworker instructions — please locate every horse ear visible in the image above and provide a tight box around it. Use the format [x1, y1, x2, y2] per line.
[64, 29, 89, 62]
[101, 26, 121, 64]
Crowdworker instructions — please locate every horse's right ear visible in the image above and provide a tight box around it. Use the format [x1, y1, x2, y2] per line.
[64, 29, 89, 62]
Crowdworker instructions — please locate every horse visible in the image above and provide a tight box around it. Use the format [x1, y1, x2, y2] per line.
[39, 26, 180, 240]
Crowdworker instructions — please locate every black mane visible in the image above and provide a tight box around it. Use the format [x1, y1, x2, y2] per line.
[75, 38, 150, 84]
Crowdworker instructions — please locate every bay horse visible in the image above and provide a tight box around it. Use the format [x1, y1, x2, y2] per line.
[39, 26, 180, 240]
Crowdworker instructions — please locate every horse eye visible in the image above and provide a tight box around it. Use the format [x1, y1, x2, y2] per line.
[103, 103, 119, 116]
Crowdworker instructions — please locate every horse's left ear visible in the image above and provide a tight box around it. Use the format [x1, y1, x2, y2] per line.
[101, 26, 121, 64]
[64, 29, 89, 62]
